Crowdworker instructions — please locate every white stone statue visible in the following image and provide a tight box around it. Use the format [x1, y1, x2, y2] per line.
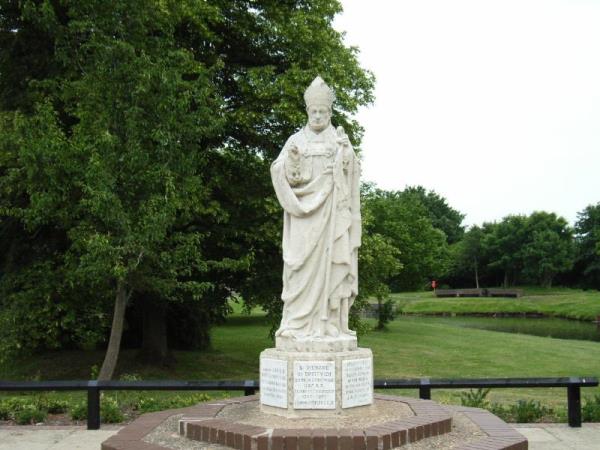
[270, 76, 361, 350]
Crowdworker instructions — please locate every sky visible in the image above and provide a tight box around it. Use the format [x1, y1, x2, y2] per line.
[334, 0, 600, 227]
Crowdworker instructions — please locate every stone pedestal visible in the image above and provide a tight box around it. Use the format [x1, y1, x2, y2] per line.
[259, 347, 373, 417]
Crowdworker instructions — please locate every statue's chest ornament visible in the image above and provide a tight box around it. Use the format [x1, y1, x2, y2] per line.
[305, 141, 335, 158]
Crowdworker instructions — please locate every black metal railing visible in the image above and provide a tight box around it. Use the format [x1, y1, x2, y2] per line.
[0, 376, 596, 429]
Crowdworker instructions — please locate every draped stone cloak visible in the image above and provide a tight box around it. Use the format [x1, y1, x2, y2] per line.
[270, 124, 361, 339]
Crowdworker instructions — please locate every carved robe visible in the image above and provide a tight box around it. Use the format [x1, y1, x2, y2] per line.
[270, 124, 361, 339]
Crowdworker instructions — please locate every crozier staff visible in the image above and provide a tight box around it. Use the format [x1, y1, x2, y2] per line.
[270, 76, 361, 341]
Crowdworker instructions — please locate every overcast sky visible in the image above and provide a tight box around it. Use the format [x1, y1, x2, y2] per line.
[334, 0, 600, 227]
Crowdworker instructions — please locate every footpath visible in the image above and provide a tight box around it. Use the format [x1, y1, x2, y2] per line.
[0, 423, 599, 449]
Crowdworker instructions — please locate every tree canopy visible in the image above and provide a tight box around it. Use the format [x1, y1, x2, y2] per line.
[0, 0, 374, 377]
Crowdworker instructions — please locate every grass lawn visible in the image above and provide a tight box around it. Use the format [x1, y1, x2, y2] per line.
[392, 287, 600, 321]
[1, 297, 600, 423]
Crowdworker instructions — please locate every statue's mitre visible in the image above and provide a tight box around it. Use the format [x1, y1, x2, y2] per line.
[304, 76, 335, 108]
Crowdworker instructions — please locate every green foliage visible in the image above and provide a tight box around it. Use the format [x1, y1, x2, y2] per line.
[69, 401, 87, 422]
[460, 388, 491, 408]
[403, 186, 465, 244]
[68, 395, 124, 423]
[134, 393, 211, 413]
[0, 396, 50, 423]
[521, 212, 574, 288]
[510, 399, 552, 423]
[100, 396, 125, 423]
[14, 405, 47, 425]
[0, 0, 375, 366]
[362, 185, 449, 291]
[375, 299, 396, 330]
[45, 398, 69, 414]
[574, 203, 600, 289]
[459, 389, 555, 423]
[448, 226, 485, 288]
[447, 212, 575, 288]
[582, 395, 600, 422]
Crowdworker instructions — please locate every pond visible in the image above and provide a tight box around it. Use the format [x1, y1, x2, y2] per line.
[398, 315, 600, 343]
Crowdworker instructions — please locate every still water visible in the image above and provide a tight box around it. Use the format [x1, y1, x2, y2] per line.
[398, 315, 600, 343]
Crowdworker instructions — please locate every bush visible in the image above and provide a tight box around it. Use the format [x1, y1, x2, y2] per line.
[69, 401, 87, 421]
[510, 400, 551, 423]
[134, 393, 211, 413]
[489, 403, 511, 422]
[0, 397, 35, 421]
[101, 397, 124, 423]
[0, 401, 10, 420]
[583, 395, 600, 422]
[69, 396, 125, 423]
[460, 388, 491, 408]
[45, 399, 69, 414]
[14, 405, 47, 425]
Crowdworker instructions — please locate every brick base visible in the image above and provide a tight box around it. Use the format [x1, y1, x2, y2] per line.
[101, 394, 527, 450]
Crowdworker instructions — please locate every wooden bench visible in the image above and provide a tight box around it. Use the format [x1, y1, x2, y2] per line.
[435, 288, 523, 298]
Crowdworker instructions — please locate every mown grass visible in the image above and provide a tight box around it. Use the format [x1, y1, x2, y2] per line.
[392, 287, 600, 321]
[1, 293, 599, 423]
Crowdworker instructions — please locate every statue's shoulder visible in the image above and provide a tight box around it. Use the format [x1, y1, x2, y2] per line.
[285, 128, 306, 147]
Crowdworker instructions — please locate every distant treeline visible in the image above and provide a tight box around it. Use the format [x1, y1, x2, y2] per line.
[361, 184, 600, 292]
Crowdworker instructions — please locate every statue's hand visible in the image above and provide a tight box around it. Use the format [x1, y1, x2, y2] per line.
[336, 126, 350, 147]
[336, 135, 350, 148]
[323, 163, 334, 175]
[289, 143, 301, 159]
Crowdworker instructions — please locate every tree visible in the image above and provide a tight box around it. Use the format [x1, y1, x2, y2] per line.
[449, 225, 485, 288]
[483, 216, 529, 287]
[574, 203, 600, 289]
[357, 193, 402, 330]
[0, 0, 375, 375]
[403, 186, 465, 244]
[362, 185, 448, 291]
[521, 212, 574, 288]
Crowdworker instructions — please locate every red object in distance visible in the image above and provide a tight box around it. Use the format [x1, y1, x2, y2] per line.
[431, 280, 437, 289]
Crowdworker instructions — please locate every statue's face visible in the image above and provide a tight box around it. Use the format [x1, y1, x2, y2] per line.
[306, 104, 331, 132]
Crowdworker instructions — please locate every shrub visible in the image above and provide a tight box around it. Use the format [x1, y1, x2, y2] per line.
[101, 397, 124, 423]
[489, 403, 511, 422]
[119, 373, 142, 381]
[0, 401, 10, 420]
[134, 393, 211, 413]
[460, 388, 491, 409]
[583, 395, 600, 422]
[69, 401, 87, 421]
[14, 405, 47, 425]
[45, 399, 69, 414]
[69, 396, 125, 423]
[510, 400, 551, 423]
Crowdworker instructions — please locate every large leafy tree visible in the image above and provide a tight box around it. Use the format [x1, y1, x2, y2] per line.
[471, 213, 573, 288]
[362, 185, 448, 291]
[403, 186, 465, 244]
[448, 225, 485, 288]
[521, 212, 574, 288]
[574, 203, 600, 289]
[0, 0, 374, 377]
[482, 215, 529, 287]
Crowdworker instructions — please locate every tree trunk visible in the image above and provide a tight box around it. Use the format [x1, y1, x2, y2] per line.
[474, 258, 480, 289]
[503, 271, 509, 288]
[98, 281, 129, 381]
[542, 274, 553, 289]
[138, 296, 172, 365]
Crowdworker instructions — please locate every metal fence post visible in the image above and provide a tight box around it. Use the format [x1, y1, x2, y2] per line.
[244, 380, 256, 396]
[567, 384, 581, 427]
[419, 378, 431, 400]
[87, 381, 100, 430]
